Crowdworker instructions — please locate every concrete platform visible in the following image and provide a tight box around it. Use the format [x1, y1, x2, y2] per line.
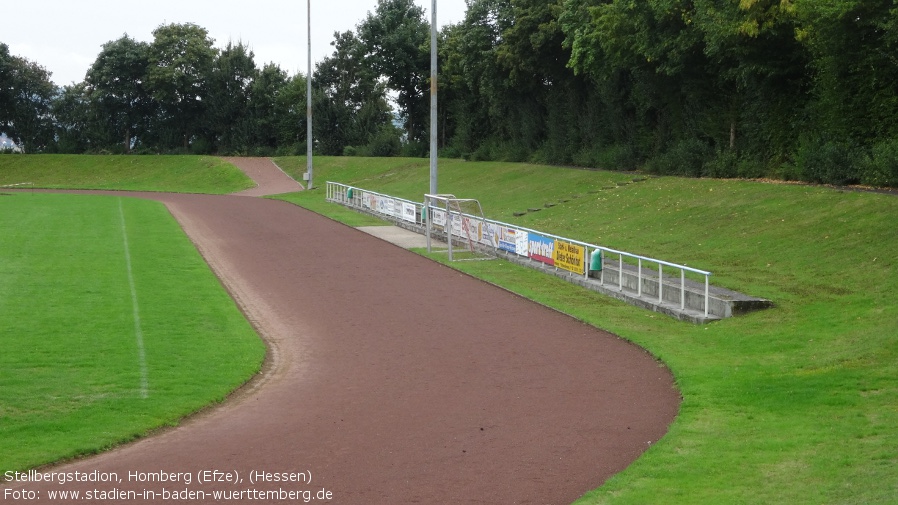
[357, 225, 444, 249]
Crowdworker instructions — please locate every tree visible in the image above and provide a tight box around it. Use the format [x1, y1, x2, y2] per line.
[313, 30, 394, 154]
[273, 73, 310, 154]
[249, 63, 291, 152]
[795, 0, 898, 142]
[441, 0, 516, 155]
[0, 45, 56, 152]
[0, 43, 14, 130]
[206, 41, 259, 153]
[147, 23, 217, 152]
[358, 0, 430, 145]
[52, 83, 105, 153]
[84, 35, 152, 153]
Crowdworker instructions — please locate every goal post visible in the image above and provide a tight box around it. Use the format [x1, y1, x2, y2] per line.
[425, 194, 496, 261]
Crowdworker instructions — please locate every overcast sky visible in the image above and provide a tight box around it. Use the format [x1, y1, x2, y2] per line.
[2, 0, 468, 87]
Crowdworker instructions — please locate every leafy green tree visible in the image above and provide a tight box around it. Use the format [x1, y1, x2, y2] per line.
[358, 0, 430, 144]
[313, 30, 394, 155]
[84, 35, 153, 153]
[206, 41, 259, 153]
[147, 23, 218, 152]
[0, 43, 13, 131]
[795, 0, 898, 142]
[273, 73, 310, 153]
[51, 83, 98, 153]
[441, 0, 514, 155]
[0, 45, 56, 152]
[249, 63, 291, 152]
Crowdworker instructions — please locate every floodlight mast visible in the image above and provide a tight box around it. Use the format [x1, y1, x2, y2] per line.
[429, 0, 438, 195]
[306, 0, 314, 189]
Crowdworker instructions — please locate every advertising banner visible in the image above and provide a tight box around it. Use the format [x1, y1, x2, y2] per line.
[450, 213, 463, 237]
[515, 230, 529, 257]
[481, 222, 496, 247]
[402, 202, 416, 223]
[529, 234, 555, 266]
[553, 239, 585, 275]
[497, 227, 517, 253]
[378, 197, 402, 218]
[362, 192, 376, 210]
[432, 208, 447, 227]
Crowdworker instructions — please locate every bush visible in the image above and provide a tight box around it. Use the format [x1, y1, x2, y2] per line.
[645, 138, 712, 176]
[703, 151, 768, 179]
[400, 140, 428, 158]
[861, 138, 898, 188]
[795, 136, 862, 185]
[190, 137, 213, 155]
[438, 145, 463, 159]
[367, 126, 402, 157]
[703, 150, 739, 178]
[572, 144, 638, 171]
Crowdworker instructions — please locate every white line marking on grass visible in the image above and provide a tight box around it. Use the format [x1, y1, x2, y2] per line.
[119, 198, 149, 399]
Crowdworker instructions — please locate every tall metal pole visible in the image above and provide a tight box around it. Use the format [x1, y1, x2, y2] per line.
[306, 0, 314, 190]
[429, 0, 438, 195]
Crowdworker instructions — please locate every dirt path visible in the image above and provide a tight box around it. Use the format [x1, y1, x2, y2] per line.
[7, 159, 679, 504]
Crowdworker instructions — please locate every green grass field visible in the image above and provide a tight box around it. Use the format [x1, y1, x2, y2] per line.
[0, 191, 265, 472]
[0, 155, 254, 194]
[274, 156, 898, 504]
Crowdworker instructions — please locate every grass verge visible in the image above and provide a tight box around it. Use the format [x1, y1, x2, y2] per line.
[0, 155, 254, 194]
[0, 193, 265, 473]
[274, 156, 898, 505]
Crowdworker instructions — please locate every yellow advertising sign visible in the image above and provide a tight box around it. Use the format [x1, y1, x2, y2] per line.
[553, 239, 585, 275]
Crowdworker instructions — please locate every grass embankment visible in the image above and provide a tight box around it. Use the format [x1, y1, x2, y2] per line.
[0, 192, 265, 473]
[0, 155, 254, 194]
[274, 156, 898, 504]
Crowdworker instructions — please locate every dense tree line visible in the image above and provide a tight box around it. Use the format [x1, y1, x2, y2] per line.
[2, 0, 897, 186]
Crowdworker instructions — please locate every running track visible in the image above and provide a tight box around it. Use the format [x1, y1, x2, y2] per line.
[7, 158, 679, 504]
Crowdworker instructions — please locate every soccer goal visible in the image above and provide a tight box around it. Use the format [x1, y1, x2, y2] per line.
[424, 194, 496, 261]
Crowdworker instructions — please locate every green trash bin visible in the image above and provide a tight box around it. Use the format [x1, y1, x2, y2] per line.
[347, 188, 353, 200]
[589, 249, 603, 272]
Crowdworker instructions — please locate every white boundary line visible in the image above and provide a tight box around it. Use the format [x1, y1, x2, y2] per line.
[118, 198, 149, 399]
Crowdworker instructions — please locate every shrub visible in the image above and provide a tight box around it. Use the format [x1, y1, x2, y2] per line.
[795, 136, 862, 185]
[645, 138, 712, 176]
[861, 138, 898, 188]
[703, 150, 739, 178]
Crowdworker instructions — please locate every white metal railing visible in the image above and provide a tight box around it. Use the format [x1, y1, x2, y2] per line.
[326, 181, 713, 317]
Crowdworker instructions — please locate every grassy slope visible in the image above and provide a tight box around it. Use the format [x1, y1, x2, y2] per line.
[0, 155, 254, 194]
[274, 156, 898, 504]
[0, 190, 264, 471]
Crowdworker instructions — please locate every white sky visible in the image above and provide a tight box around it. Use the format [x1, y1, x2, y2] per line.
[2, 0, 468, 86]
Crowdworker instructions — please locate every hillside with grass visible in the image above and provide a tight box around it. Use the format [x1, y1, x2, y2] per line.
[0, 155, 254, 194]
[275, 156, 898, 504]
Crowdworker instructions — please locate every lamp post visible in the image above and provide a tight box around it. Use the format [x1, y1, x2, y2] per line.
[306, 0, 314, 189]
[429, 0, 438, 195]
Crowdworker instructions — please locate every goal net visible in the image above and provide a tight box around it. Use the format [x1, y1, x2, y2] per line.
[425, 194, 496, 261]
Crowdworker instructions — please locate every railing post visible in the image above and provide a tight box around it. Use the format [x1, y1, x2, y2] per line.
[619, 255, 623, 291]
[658, 264, 663, 303]
[680, 269, 686, 310]
[583, 248, 588, 279]
[446, 198, 453, 261]
[705, 275, 710, 317]
[638, 258, 643, 296]
[426, 196, 432, 253]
